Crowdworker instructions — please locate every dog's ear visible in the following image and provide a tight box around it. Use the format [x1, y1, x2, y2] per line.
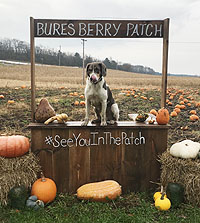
[100, 63, 107, 77]
[86, 63, 91, 77]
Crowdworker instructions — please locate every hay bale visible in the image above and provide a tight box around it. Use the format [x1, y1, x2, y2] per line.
[0, 152, 41, 206]
[159, 150, 200, 206]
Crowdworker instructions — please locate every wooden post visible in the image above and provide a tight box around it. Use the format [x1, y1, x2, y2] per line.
[161, 18, 170, 108]
[30, 17, 36, 122]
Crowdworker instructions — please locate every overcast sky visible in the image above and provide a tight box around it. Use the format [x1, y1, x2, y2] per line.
[0, 0, 200, 76]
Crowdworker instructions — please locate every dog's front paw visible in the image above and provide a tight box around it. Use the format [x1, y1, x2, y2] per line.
[81, 118, 89, 126]
[100, 121, 107, 126]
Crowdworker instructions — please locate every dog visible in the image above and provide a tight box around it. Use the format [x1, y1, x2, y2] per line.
[82, 62, 119, 126]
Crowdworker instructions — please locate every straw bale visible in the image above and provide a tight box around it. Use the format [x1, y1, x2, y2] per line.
[0, 152, 41, 206]
[159, 150, 200, 206]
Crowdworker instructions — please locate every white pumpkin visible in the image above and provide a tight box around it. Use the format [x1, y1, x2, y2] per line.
[170, 140, 200, 159]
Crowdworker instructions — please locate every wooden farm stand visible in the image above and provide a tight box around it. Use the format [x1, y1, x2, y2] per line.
[29, 18, 170, 193]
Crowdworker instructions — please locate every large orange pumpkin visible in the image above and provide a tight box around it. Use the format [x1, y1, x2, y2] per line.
[77, 180, 121, 202]
[156, 108, 170, 125]
[0, 135, 30, 157]
[31, 174, 57, 203]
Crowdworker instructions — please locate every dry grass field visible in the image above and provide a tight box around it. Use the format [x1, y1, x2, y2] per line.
[0, 63, 200, 89]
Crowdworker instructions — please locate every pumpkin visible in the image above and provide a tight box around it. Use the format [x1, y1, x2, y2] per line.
[0, 135, 30, 157]
[156, 108, 170, 125]
[170, 111, 177, 117]
[174, 108, 181, 114]
[155, 193, 171, 211]
[80, 101, 86, 106]
[189, 114, 199, 122]
[8, 185, 28, 209]
[170, 139, 200, 159]
[150, 109, 158, 116]
[31, 173, 57, 203]
[166, 183, 184, 208]
[26, 195, 44, 210]
[189, 110, 197, 115]
[74, 100, 79, 106]
[153, 186, 166, 201]
[77, 180, 122, 202]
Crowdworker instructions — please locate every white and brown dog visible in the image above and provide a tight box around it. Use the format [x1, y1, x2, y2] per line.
[82, 62, 119, 126]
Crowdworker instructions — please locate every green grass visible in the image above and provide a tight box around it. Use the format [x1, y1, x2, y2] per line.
[1, 193, 200, 223]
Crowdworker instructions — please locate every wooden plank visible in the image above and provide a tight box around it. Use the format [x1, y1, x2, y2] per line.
[31, 128, 54, 179]
[28, 121, 170, 129]
[34, 19, 164, 38]
[51, 128, 70, 193]
[30, 17, 36, 122]
[161, 18, 170, 108]
[68, 129, 90, 192]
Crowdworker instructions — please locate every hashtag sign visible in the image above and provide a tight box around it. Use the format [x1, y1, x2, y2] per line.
[45, 136, 53, 145]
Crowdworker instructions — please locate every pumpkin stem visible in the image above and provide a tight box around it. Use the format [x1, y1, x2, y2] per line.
[41, 172, 46, 182]
[161, 185, 164, 194]
[161, 192, 166, 200]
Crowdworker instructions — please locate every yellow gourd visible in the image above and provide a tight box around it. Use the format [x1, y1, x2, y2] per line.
[155, 193, 171, 211]
[153, 186, 166, 201]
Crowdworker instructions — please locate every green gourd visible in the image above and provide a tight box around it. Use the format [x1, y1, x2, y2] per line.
[166, 182, 184, 208]
[8, 185, 28, 209]
[26, 195, 44, 210]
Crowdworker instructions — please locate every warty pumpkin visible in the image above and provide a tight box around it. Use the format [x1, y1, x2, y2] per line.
[77, 180, 122, 202]
[156, 108, 170, 125]
[31, 173, 57, 204]
[155, 193, 171, 211]
[0, 135, 30, 157]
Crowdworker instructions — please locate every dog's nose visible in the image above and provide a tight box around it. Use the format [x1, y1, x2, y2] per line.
[90, 75, 97, 82]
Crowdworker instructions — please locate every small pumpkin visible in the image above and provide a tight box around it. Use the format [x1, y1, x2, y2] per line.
[8, 185, 28, 209]
[189, 114, 199, 122]
[31, 173, 57, 204]
[150, 109, 158, 116]
[0, 135, 30, 158]
[170, 111, 177, 117]
[166, 182, 184, 208]
[77, 180, 121, 202]
[170, 139, 200, 159]
[26, 195, 44, 210]
[155, 193, 171, 211]
[153, 186, 166, 201]
[156, 108, 170, 125]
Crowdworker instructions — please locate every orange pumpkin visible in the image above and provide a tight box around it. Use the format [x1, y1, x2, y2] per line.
[170, 111, 177, 117]
[189, 115, 199, 122]
[77, 180, 121, 202]
[174, 108, 181, 114]
[74, 101, 79, 106]
[80, 101, 86, 106]
[150, 109, 158, 116]
[31, 173, 57, 203]
[189, 110, 197, 115]
[0, 135, 30, 157]
[156, 108, 170, 125]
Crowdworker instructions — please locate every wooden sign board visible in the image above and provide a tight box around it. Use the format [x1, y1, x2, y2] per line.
[30, 17, 169, 121]
[34, 19, 164, 38]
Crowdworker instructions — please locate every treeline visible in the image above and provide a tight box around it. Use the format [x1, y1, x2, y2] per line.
[0, 38, 158, 75]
